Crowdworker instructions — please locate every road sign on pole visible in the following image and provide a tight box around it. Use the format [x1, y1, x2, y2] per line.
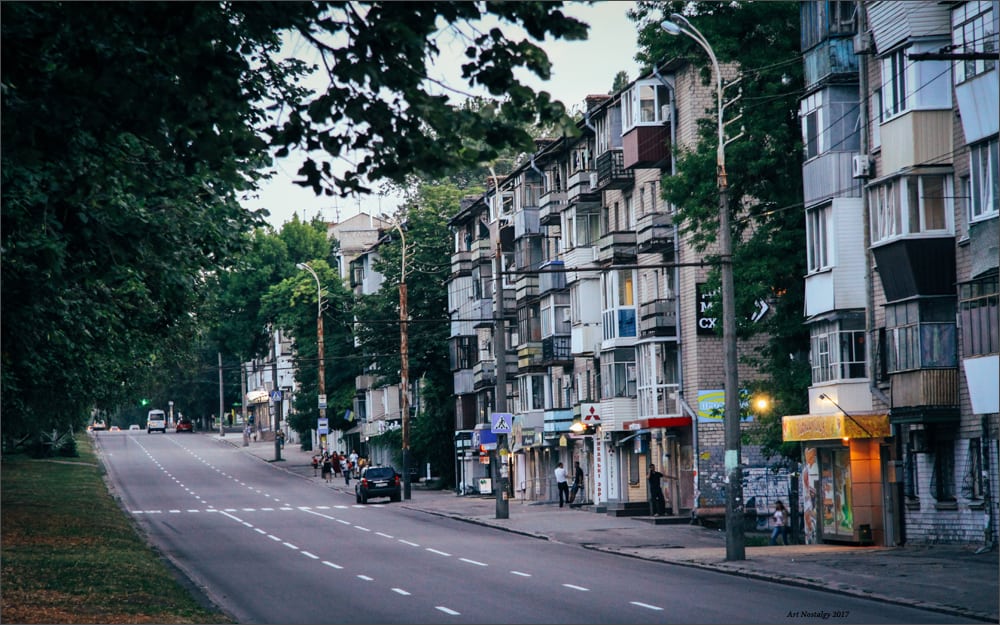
[491, 412, 513, 434]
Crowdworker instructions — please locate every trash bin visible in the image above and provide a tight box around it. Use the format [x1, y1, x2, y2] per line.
[859, 524, 873, 545]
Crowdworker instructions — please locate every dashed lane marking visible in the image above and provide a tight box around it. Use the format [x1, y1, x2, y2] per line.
[426, 548, 451, 557]
[510, 570, 532, 577]
[392, 588, 410, 596]
[436, 607, 460, 616]
[460, 558, 487, 567]
[563, 584, 589, 592]
[630, 602, 663, 611]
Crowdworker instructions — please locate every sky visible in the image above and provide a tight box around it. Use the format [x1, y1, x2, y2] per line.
[244, 1, 643, 230]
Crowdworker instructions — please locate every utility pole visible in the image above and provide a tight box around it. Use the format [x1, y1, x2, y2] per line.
[218, 352, 225, 437]
[272, 335, 282, 462]
[394, 222, 412, 501]
[493, 245, 509, 519]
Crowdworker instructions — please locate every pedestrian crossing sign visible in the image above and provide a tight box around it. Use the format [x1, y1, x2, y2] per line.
[490, 413, 513, 434]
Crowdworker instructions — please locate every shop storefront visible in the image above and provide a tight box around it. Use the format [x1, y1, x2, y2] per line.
[783, 412, 891, 545]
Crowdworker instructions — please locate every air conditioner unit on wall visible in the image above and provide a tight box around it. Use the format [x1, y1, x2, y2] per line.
[853, 30, 874, 55]
[852, 154, 871, 179]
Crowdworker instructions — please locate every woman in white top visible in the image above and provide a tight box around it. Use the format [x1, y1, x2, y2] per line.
[770, 500, 789, 545]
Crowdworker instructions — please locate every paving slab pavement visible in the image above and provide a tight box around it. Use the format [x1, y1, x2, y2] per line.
[224, 435, 999, 623]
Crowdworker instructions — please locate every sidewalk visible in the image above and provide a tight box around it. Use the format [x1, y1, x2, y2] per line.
[227, 435, 999, 623]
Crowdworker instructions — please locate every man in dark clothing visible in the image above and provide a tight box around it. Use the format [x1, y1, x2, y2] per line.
[648, 464, 666, 516]
[569, 461, 584, 503]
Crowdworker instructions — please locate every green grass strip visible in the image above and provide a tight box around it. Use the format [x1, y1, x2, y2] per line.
[2, 434, 231, 624]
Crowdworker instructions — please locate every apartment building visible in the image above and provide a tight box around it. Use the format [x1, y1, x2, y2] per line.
[786, 0, 998, 547]
[447, 60, 779, 514]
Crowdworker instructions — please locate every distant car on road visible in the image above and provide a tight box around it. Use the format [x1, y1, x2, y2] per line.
[91, 421, 107, 431]
[109, 425, 121, 432]
[129, 424, 141, 431]
[146, 409, 166, 433]
[175, 418, 194, 433]
[355, 466, 401, 504]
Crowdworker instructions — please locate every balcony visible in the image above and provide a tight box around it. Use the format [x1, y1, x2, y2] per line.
[517, 342, 543, 369]
[595, 149, 634, 190]
[539, 190, 567, 226]
[803, 151, 856, 207]
[474, 237, 493, 262]
[803, 37, 858, 88]
[888, 369, 959, 425]
[596, 231, 637, 265]
[567, 170, 599, 203]
[539, 260, 566, 294]
[450, 249, 473, 277]
[541, 335, 572, 364]
[514, 207, 540, 238]
[623, 125, 671, 170]
[473, 360, 496, 389]
[639, 298, 678, 338]
[636, 213, 674, 253]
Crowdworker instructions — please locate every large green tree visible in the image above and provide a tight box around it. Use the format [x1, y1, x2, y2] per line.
[632, 1, 810, 458]
[1, 1, 591, 438]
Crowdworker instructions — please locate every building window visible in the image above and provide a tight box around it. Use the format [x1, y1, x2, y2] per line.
[517, 302, 541, 345]
[450, 336, 477, 371]
[931, 437, 956, 502]
[885, 299, 957, 372]
[959, 274, 1000, 357]
[880, 48, 908, 120]
[810, 318, 866, 383]
[870, 174, 954, 243]
[806, 204, 832, 272]
[602, 269, 637, 340]
[970, 139, 999, 222]
[952, 0, 997, 84]
[962, 438, 985, 501]
[800, 91, 822, 160]
[517, 374, 544, 412]
[600, 348, 636, 398]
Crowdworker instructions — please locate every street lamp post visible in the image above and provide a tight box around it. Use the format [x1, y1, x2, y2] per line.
[392, 222, 412, 501]
[296, 263, 326, 450]
[662, 13, 745, 561]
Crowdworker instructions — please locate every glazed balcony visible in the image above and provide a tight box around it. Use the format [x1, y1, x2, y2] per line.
[541, 335, 572, 364]
[539, 260, 567, 294]
[803, 37, 858, 88]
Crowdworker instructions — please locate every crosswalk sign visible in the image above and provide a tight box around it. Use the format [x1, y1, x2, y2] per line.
[491, 413, 513, 434]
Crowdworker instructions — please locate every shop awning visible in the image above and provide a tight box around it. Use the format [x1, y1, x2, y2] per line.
[621, 416, 692, 430]
[245, 390, 269, 404]
[782, 412, 890, 442]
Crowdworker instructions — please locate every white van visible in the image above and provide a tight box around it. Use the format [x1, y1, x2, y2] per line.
[146, 409, 167, 433]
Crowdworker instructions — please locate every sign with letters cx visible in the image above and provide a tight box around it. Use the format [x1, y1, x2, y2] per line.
[696, 283, 718, 336]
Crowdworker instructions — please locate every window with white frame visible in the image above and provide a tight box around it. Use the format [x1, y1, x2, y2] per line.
[517, 374, 545, 412]
[809, 317, 867, 383]
[800, 92, 822, 160]
[600, 348, 637, 398]
[953, 0, 997, 84]
[881, 48, 908, 120]
[970, 138, 999, 221]
[806, 204, 832, 272]
[622, 80, 671, 132]
[869, 174, 953, 243]
[602, 269, 637, 340]
[884, 298, 957, 372]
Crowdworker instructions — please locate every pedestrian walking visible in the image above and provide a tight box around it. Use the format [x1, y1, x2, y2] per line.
[340, 455, 350, 485]
[311, 454, 320, 477]
[770, 500, 790, 545]
[569, 461, 584, 504]
[554, 462, 569, 508]
[647, 464, 666, 516]
[349, 449, 360, 478]
[321, 453, 333, 483]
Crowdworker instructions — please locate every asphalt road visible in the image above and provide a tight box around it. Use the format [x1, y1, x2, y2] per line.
[96, 432, 976, 624]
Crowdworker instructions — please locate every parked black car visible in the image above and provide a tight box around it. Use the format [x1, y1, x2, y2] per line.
[355, 466, 401, 504]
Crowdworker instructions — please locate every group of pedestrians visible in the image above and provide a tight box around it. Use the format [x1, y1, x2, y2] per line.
[554, 461, 586, 508]
[312, 449, 365, 486]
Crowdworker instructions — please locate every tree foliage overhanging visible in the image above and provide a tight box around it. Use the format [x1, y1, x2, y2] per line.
[1, 1, 591, 439]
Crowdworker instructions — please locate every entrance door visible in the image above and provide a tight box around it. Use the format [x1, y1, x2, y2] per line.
[818, 447, 854, 540]
[880, 444, 897, 546]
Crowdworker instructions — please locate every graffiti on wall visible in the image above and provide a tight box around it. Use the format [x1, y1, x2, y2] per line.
[742, 467, 793, 531]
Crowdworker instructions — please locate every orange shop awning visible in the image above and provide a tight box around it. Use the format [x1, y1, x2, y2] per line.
[782, 412, 890, 442]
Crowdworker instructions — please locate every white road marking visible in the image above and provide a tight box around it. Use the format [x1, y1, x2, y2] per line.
[563, 584, 589, 592]
[254, 528, 267, 535]
[426, 548, 451, 557]
[267, 535, 281, 542]
[398, 539, 419, 547]
[510, 570, 532, 577]
[337, 519, 351, 525]
[301, 551, 319, 559]
[436, 607, 460, 616]
[186, 509, 200, 513]
[630, 601, 663, 611]
[357, 575, 374, 581]
[376, 532, 393, 539]
[354, 526, 371, 532]
[261, 507, 274, 511]
[322, 561, 343, 570]
[459, 558, 487, 567]
[392, 588, 411, 596]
